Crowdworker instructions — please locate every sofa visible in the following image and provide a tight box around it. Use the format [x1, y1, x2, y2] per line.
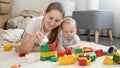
[0, 0, 14, 29]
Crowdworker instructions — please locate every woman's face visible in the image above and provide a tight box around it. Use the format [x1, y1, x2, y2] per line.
[43, 9, 63, 32]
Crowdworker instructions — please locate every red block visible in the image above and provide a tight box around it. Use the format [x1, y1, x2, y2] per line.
[65, 48, 72, 55]
[79, 58, 87, 66]
[95, 49, 103, 57]
[18, 52, 28, 57]
[49, 44, 56, 51]
[57, 52, 64, 57]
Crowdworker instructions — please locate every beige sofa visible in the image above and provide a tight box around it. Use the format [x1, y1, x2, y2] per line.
[0, 0, 14, 29]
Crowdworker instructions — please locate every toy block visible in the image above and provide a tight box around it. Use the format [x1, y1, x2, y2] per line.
[57, 52, 64, 57]
[49, 44, 56, 51]
[65, 48, 72, 55]
[87, 59, 91, 65]
[89, 52, 97, 62]
[40, 52, 50, 57]
[11, 64, 20, 68]
[39, 36, 49, 45]
[74, 48, 83, 54]
[108, 46, 117, 54]
[103, 51, 108, 55]
[95, 49, 103, 57]
[58, 56, 76, 65]
[103, 56, 115, 65]
[50, 57, 58, 62]
[4, 43, 13, 51]
[40, 56, 51, 61]
[49, 51, 56, 57]
[79, 58, 87, 66]
[40, 44, 50, 52]
[113, 53, 120, 64]
[83, 47, 93, 53]
[18, 52, 28, 57]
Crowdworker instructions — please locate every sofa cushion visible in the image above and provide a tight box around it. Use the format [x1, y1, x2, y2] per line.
[0, 3, 12, 14]
[0, 0, 10, 4]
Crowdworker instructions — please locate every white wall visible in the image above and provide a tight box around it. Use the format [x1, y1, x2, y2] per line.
[12, 0, 120, 37]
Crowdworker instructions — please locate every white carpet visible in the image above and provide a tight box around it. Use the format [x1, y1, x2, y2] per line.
[0, 41, 120, 68]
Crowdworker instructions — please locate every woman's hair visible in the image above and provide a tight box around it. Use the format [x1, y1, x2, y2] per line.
[46, 2, 65, 44]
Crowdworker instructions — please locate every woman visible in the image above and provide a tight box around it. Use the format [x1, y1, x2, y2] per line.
[15, 2, 65, 52]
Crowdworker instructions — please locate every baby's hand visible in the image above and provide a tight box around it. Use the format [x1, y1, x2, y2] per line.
[67, 46, 73, 49]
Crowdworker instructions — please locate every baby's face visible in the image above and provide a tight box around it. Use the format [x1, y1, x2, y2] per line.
[62, 23, 76, 41]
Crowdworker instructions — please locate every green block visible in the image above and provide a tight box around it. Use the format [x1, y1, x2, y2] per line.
[40, 44, 50, 52]
[89, 52, 97, 62]
[40, 56, 51, 61]
[50, 57, 58, 62]
[113, 55, 120, 64]
[74, 48, 83, 54]
[103, 51, 108, 55]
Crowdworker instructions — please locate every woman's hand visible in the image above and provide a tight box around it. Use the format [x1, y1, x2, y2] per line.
[34, 31, 45, 43]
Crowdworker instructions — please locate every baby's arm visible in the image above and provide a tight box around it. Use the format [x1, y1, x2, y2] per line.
[57, 40, 65, 52]
[67, 40, 80, 50]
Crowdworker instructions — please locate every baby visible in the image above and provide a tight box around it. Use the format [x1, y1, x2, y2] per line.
[57, 18, 80, 52]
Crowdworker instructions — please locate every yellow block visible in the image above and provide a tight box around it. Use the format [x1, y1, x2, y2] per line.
[40, 52, 50, 57]
[103, 56, 115, 65]
[4, 43, 13, 52]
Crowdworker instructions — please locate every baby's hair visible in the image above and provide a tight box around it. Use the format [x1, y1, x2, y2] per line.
[61, 18, 77, 28]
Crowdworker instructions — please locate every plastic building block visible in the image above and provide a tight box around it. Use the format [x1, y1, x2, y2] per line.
[49, 44, 56, 51]
[74, 48, 83, 54]
[108, 46, 117, 54]
[40, 52, 50, 57]
[89, 52, 97, 62]
[40, 56, 51, 61]
[95, 49, 103, 57]
[49, 51, 56, 57]
[79, 58, 87, 66]
[103, 51, 108, 55]
[103, 56, 115, 65]
[4, 43, 13, 51]
[113, 53, 120, 64]
[57, 52, 64, 57]
[83, 47, 93, 53]
[11, 64, 20, 68]
[65, 48, 72, 55]
[39, 36, 49, 45]
[18, 52, 28, 57]
[50, 57, 58, 62]
[58, 56, 76, 65]
[40, 44, 50, 52]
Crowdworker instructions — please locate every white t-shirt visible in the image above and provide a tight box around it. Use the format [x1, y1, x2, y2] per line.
[25, 16, 50, 37]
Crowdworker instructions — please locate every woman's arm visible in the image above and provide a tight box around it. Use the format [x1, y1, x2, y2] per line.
[15, 33, 35, 52]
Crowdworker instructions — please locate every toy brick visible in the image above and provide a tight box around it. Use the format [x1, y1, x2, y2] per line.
[49, 44, 56, 51]
[83, 47, 93, 53]
[40, 52, 50, 57]
[49, 51, 56, 57]
[50, 57, 58, 62]
[18, 52, 28, 57]
[103, 51, 108, 55]
[108, 46, 117, 54]
[74, 48, 83, 54]
[95, 49, 103, 57]
[65, 48, 72, 55]
[113, 53, 120, 64]
[40, 44, 50, 52]
[57, 52, 64, 57]
[4, 43, 13, 52]
[103, 56, 115, 65]
[40, 56, 51, 61]
[79, 58, 87, 66]
[89, 52, 97, 62]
